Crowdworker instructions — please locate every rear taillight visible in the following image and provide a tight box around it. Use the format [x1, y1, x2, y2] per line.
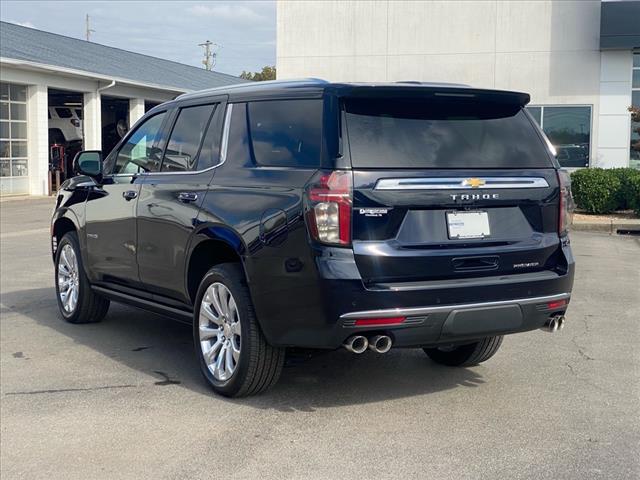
[557, 169, 574, 236]
[305, 170, 352, 246]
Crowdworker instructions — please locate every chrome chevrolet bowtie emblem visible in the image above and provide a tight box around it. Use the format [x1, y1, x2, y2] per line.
[462, 178, 485, 188]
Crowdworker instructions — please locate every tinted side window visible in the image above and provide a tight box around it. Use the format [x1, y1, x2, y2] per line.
[196, 104, 225, 170]
[247, 100, 322, 168]
[161, 104, 214, 172]
[109, 112, 166, 174]
[225, 103, 251, 167]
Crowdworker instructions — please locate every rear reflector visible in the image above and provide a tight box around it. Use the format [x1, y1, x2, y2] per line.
[547, 299, 567, 310]
[354, 316, 406, 326]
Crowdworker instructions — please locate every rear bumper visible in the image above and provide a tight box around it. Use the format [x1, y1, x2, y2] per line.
[339, 292, 570, 347]
[251, 240, 575, 349]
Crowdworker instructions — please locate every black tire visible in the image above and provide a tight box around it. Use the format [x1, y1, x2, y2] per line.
[193, 263, 285, 397]
[423, 336, 504, 367]
[54, 232, 109, 324]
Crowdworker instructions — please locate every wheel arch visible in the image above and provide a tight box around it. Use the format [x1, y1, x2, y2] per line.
[51, 212, 80, 259]
[185, 225, 249, 306]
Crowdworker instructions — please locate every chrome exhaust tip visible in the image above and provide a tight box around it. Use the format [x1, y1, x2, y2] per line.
[541, 316, 563, 333]
[343, 335, 368, 354]
[368, 335, 392, 354]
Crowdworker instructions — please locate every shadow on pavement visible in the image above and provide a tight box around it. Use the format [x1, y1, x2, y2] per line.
[2, 287, 486, 411]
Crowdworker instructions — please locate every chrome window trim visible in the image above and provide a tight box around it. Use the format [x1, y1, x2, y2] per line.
[135, 103, 233, 177]
[339, 293, 570, 320]
[374, 177, 550, 190]
[218, 103, 233, 167]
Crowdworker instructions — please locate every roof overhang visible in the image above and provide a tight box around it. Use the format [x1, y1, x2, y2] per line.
[600, 1, 640, 50]
[0, 56, 193, 94]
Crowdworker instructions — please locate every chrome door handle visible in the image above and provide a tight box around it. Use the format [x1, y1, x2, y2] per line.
[178, 192, 198, 203]
[123, 190, 138, 201]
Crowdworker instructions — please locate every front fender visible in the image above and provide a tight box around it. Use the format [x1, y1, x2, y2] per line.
[51, 184, 88, 266]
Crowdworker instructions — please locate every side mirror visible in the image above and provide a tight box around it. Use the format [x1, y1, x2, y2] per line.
[73, 150, 103, 179]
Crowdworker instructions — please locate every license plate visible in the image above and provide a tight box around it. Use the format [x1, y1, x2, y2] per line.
[446, 211, 490, 239]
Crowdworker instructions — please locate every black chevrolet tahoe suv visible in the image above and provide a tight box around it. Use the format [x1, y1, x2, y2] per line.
[51, 80, 575, 397]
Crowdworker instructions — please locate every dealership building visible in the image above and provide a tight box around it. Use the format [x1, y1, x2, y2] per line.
[0, 21, 243, 196]
[277, 0, 640, 170]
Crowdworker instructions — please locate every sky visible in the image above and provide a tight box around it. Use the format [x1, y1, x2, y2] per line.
[0, 1, 276, 76]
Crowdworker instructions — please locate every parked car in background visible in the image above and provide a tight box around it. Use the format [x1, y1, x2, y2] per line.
[555, 144, 589, 168]
[51, 80, 575, 397]
[48, 106, 82, 143]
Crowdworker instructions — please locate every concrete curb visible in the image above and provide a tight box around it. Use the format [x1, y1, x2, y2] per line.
[572, 221, 640, 234]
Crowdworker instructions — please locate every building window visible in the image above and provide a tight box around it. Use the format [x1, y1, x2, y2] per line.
[0, 82, 29, 195]
[631, 52, 640, 169]
[526, 105, 591, 168]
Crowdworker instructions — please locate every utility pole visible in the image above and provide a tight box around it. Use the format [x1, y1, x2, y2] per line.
[85, 14, 95, 42]
[199, 40, 217, 71]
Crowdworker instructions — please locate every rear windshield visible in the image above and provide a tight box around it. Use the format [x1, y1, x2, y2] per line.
[344, 97, 552, 169]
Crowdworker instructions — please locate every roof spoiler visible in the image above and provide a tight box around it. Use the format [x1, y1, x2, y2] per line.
[332, 85, 530, 107]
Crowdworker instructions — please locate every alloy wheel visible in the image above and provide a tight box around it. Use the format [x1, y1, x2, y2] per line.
[198, 282, 241, 381]
[57, 244, 79, 314]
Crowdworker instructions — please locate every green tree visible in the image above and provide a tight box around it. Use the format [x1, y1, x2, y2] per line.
[239, 66, 276, 82]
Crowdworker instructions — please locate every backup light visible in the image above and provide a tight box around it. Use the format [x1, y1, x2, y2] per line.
[306, 170, 352, 246]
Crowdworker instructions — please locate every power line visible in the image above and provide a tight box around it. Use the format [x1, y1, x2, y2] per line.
[85, 14, 95, 42]
[198, 40, 219, 71]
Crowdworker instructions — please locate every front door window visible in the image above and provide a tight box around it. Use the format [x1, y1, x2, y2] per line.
[107, 112, 167, 174]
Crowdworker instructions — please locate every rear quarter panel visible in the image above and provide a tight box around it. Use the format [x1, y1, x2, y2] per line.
[196, 164, 322, 344]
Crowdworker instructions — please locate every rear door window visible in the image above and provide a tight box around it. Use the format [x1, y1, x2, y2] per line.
[247, 100, 322, 168]
[161, 104, 215, 172]
[344, 97, 552, 169]
[193, 104, 224, 170]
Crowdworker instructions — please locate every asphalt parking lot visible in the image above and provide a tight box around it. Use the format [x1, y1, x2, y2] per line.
[1, 197, 639, 480]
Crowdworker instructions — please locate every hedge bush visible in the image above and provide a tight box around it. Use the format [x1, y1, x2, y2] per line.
[570, 168, 640, 215]
[570, 168, 621, 214]
[625, 171, 640, 216]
